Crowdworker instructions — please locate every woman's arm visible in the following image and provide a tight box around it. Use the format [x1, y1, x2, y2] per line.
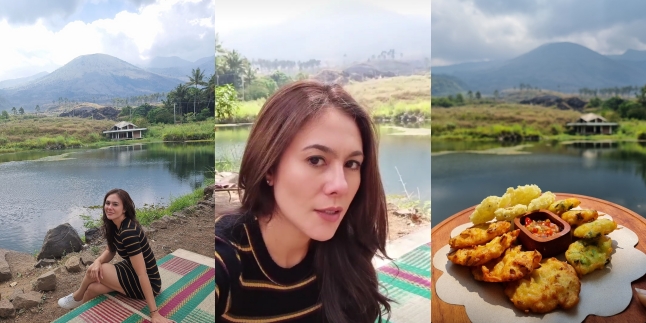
[95, 248, 116, 264]
[130, 253, 162, 319]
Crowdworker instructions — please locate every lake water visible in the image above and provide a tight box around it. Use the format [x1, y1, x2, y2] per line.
[431, 140, 646, 226]
[214, 125, 432, 205]
[0, 142, 214, 253]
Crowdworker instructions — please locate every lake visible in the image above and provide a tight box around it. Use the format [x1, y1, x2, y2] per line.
[431, 140, 646, 226]
[214, 125, 431, 205]
[0, 142, 214, 253]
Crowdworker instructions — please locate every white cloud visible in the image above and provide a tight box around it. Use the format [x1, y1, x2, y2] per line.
[0, 0, 214, 81]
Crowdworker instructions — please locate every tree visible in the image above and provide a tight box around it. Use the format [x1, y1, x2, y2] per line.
[475, 91, 481, 100]
[1, 110, 8, 119]
[454, 93, 464, 104]
[186, 67, 208, 115]
[637, 84, 646, 108]
[11, 107, 16, 115]
[215, 84, 239, 121]
[467, 90, 473, 100]
[18, 107, 24, 115]
[493, 90, 499, 101]
[35, 105, 40, 115]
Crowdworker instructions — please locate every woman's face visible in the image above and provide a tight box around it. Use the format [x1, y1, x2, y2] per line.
[269, 107, 363, 241]
[104, 193, 126, 223]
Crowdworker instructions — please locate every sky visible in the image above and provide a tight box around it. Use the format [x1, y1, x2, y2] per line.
[0, 0, 214, 81]
[431, 0, 646, 66]
[214, 0, 431, 63]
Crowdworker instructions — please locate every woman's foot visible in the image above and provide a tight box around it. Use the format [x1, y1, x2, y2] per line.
[58, 293, 83, 309]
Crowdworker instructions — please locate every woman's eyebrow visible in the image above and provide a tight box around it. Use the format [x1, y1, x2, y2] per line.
[303, 144, 363, 158]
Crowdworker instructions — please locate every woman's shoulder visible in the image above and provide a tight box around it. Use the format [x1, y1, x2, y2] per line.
[215, 213, 248, 243]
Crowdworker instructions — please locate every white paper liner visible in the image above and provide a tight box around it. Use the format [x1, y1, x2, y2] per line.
[433, 212, 646, 323]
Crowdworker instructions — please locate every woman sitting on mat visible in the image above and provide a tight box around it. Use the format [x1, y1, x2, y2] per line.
[58, 188, 172, 323]
[215, 80, 392, 323]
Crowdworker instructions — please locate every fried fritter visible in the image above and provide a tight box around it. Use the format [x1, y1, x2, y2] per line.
[470, 195, 502, 224]
[471, 245, 542, 283]
[573, 218, 618, 239]
[499, 185, 542, 208]
[565, 236, 613, 276]
[548, 198, 581, 216]
[561, 209, 598, 227]
[494, 204, 528, 222]
[504, 258, 581, 313]
[449, 221, 511, 249]
[447, 230, 519, 267]
[527, 191, 556, 212]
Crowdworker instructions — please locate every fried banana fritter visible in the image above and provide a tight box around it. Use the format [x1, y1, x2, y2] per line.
[547, 198, 581, 216]
[504, 258, 581, 313]
[561, 209, 598, 227]
[527, 191, 556, 212]
[494, 204, 528, 222]
[498, 185, 542, 208]
[572, 218, 618, 239]
[471, 245, 542, 283]
[447, 230, 519, 267]
[565, 236, 613, 276]
[449, 221, 511, 249]
[470, 195, 502, 225]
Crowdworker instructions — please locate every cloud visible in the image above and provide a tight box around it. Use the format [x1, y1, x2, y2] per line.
[0, 0, 83, 25]
[0, 0, 214, 80]
[432, 0, 646, 66]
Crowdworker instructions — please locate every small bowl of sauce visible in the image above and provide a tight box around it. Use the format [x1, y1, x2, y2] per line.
[514, 210, 572, 258]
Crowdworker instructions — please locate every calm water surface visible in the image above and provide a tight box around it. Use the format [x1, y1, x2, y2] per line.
[0, 142, 214, 253]
[431, 140, 646, 226]
[214, 125, 431, 204]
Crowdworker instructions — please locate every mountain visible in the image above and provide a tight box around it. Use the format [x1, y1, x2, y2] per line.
[1, 54, 182, 110]
[431, 42, 646, 94]
[146, 56, 193, 69]
[145, 56, 214, 82]
[0, 72, 49, 89]
[431, 74, 468, 96]
[607, 49, 646, 62]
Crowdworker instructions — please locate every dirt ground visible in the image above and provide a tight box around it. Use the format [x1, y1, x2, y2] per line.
[0, 197, 215, 322]
[214, 191, 429, 242]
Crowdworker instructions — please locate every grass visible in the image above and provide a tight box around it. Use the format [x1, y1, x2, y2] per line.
[0, 116, 215, 153]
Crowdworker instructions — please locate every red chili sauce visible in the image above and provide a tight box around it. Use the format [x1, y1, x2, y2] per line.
[524, 218, 560, 238]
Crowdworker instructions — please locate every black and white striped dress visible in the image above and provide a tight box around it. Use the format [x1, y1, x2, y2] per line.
[113, 218, 161, 299]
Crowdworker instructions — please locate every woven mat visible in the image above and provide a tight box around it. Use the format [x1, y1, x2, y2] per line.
[53, 251, 215, 323]
[377, 242, 431, 323]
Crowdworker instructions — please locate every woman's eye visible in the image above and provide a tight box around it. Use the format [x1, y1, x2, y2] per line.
[307, 156, 325, 166]
[346, 160, 361, 169]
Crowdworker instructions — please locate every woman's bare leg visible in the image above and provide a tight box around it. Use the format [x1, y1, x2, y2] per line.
[74, 263, 127, 302]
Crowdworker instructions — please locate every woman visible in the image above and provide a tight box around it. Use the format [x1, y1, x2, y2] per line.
[58, 189, 172, 323]
[215, 80, 392, 322]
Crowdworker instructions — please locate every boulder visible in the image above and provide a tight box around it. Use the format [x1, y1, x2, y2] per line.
[9, 289, 23, 302]
[150, 219, 168, 230]
[65, 256, 83, 273]
[0, 250, 11, 282]
[32, 271, 56, 292]
[142, 226, 157, 235]
[37, 223, 83, 260]
[80, 256, 96, 266]
[84, 228, 102, 244]
[34, 258, 56, 268]
[12, 291, 42, 310]
[0, 300, 15, 318]
[203, 184, 215, 199]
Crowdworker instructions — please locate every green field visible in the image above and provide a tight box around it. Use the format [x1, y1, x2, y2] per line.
[0, 116, 215, 153]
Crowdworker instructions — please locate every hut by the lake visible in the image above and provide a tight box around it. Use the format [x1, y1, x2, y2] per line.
[102, 121, 147, 140]
[565, 113, 619, 135]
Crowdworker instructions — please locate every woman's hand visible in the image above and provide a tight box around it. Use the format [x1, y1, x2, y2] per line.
[88, 260, 103, 283]
[150, 311, 174, 323]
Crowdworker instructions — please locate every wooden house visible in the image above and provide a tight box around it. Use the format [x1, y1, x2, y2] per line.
[102, 121, 147, 140]
[566, 113, 619, 135]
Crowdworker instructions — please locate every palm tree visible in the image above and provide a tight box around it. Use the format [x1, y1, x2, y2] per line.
[224, 50, 246, 89]
[187, 68, 208, 115]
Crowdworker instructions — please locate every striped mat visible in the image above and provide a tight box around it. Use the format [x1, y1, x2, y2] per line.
[53, 253, 215, 323]
[377, 242, 431, 323]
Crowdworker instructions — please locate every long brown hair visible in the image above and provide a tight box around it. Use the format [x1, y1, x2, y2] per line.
[237, 80, 392, 322]
[102, 188, 139, 253]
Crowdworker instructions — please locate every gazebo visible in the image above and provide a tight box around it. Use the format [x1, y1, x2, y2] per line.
[102, 121, 147, 140]
[566, 113, 619, 135]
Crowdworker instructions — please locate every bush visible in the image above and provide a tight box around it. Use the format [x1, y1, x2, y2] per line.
[602, 97, 625, 111]
[147, 107, 174, 124]
[432, 97, 454, 108]
[619, 101, 642, 118]
[588, 97, 602, 108]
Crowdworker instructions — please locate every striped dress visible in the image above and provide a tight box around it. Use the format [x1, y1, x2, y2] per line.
[114, 218, 162, 299]
[215, 214, 323, 322]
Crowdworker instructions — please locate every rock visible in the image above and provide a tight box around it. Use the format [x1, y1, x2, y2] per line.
[198, 199, 215, 208]
[394, 208, 416, 216]
[37, 223, 83, 260]
[0, 300, 15, 318]
[203, 184, 215, 199]
[65, 256, 82, 273]
[163, 215, 180, 225]
[143, 226, 157, 235]
[32, 271, 56, 292]
[9, 289, 23, 302]
[12, 291, 42, 310]
[34, 258, 56, 268]
[80, 256, 95, 266]
[0, 250, 12, 282]
[150, 219, 168, 230]
[9, 282, 17, 287]
[84, 228, 101, 244]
